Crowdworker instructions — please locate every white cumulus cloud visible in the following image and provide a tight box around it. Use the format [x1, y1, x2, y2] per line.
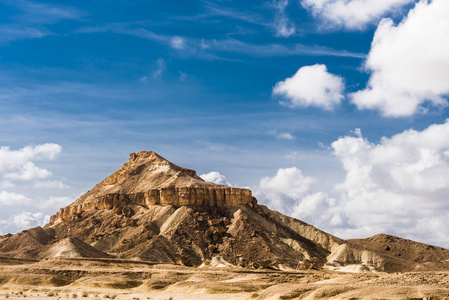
[256, 120, 449, 247]
[351, 0, 449, 117]
[331, 120, 449, 244]
[0, 211, 49, 234]
[301, 0, 414, 30]
[4, 161, 52, 180]
[200, 171, 232, 186]
[290, 192, 342, 228]
[0, 143, 70, 235]
[273, 64, 344, 110]
[0, 191, 30, 205]
[255, 168, 343, 229]
[256, 167, 316, 212]
[0, 143, 62, 181]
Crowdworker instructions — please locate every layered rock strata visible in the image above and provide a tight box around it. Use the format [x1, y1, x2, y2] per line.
[49, 151, 254, 225]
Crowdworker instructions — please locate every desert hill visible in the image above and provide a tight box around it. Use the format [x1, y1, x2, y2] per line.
[0, 151, 448, 273]
[50, 151, 254, 224]
[348, 233, 449, 270]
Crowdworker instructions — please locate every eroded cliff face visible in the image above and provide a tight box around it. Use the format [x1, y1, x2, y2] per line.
[49, 151, 255, 225]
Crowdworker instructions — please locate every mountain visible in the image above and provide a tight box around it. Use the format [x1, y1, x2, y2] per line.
[0, 150, 448, 273]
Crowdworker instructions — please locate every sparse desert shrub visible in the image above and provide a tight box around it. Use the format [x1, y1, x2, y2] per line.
[72, 293, 78, 298]
[47, 291, 55, 297]
[82, 291, 89, 297]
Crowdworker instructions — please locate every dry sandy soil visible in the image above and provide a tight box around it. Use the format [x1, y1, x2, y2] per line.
[1, 257, 449, 300]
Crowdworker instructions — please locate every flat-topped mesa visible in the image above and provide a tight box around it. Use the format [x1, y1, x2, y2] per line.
[49, 151, 255, 225]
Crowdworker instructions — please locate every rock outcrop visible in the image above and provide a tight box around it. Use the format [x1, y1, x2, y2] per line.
[49, 151, 255, 225]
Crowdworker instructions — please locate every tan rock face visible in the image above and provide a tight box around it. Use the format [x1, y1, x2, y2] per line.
[49, 151, 255, 225]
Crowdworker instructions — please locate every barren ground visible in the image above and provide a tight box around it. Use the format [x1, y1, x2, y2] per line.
[1, 257, 449, 300]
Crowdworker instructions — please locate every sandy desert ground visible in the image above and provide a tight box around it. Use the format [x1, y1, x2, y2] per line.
[1, 257, 449, 300]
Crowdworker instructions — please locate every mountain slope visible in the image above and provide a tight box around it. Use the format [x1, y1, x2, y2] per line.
[348, 234, 449, 271]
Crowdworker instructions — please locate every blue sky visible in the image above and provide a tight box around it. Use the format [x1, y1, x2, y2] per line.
[2, 0, 449, 247]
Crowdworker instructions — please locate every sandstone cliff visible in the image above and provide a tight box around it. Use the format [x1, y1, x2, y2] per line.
[49, 151, 255, 224]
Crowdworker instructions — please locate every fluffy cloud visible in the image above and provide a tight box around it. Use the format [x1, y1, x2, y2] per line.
[273, 64, 344, 110]
[331, 120, 449, 242]
[0, 211, 49, 234]
[290, 192, 343, 228]
[256, 167, 316, 212]
[257, 120, 449, 246]
[0, 191, 30, 205]
[0, 143, 62, 182]
[0, 143, 70, 235]
[301, 0, 414, 30]
[4, 161, 51, 180]
[351, 0, 449, 117]
[200, 171, 231, 186]
[255, 168, 344, 229]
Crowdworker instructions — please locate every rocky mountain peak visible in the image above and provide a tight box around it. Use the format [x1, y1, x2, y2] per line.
[101, 150, 202, 188]
[49, 151, 255, 225]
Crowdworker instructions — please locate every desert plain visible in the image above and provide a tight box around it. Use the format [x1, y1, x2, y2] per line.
[1, 256, 449, 299]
